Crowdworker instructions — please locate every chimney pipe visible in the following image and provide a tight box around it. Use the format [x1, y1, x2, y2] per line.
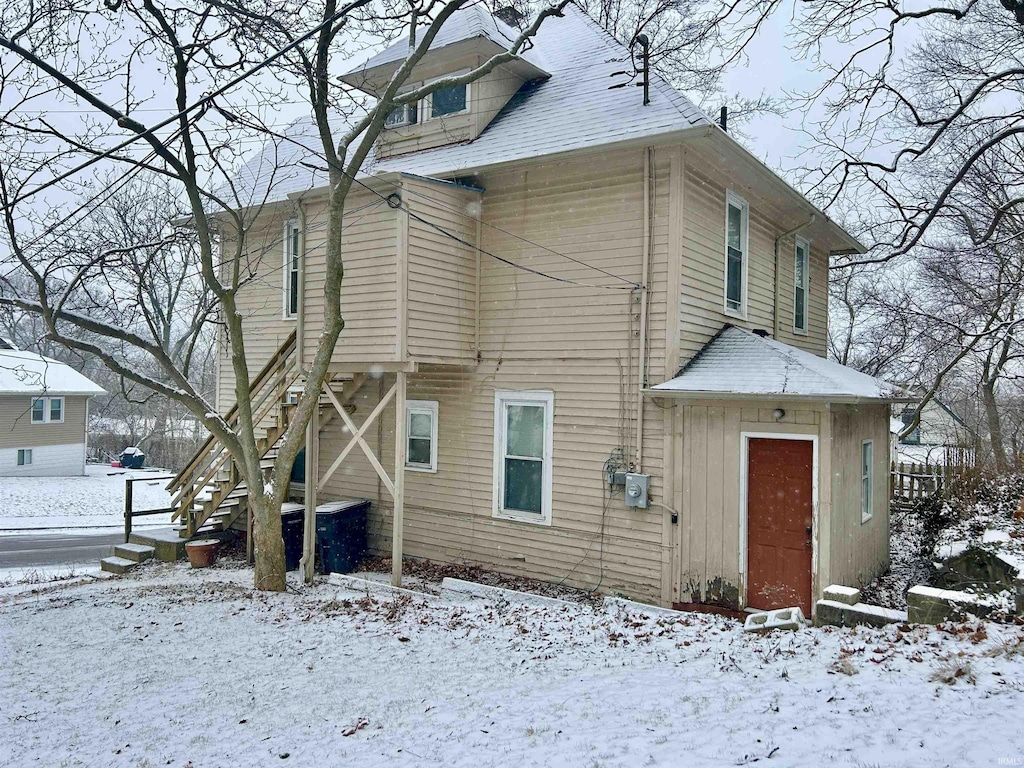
[719, 106, 728, 132]
[635, 34, 650, 106]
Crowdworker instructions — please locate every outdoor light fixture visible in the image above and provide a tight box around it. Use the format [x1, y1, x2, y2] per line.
[772, 408, 786, 421]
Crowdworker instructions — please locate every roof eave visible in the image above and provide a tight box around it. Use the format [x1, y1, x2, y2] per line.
[643, 388, 914, 404]
[704, 128, 867, 255]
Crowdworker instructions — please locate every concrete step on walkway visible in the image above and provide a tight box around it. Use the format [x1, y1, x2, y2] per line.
[128, 527, 187, 561]
[100, 556, 138, 575]
[114, 543, 155, 563]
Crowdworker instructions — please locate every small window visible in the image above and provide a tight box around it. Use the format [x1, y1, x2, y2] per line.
[17, 448, 32, 466]
[385, 102, 418, 128]
[30, 396, 62, 424]
[405, 400, 438, 473]
[283, 220, 300, 318]
[861, 440, 874, 522]
[725, 191, 748, 316]
[428, 83, 468, 119]
[794, 236, 810, 334]
[493, 390, 553, 525]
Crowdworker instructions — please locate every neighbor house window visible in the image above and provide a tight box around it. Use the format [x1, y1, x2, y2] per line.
[725, 191, 749, 315]
[30, 396, 63, 424]
[283, 220, 300, 318]
[427, 83, 468, 119]
[385, 102, 418, 128]
[405, 400, 438, 473]
[17, 448, 32, 466]
[861, 440, 874, 522]
[493, 390, 553, 525]
[794, 236, 810, 334]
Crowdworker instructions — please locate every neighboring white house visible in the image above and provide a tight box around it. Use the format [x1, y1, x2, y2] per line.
[0, 347, 106, 477]
[892, 399, 976, 465]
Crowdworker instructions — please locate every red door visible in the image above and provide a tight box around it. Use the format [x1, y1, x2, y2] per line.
[746, 438, 814, 615]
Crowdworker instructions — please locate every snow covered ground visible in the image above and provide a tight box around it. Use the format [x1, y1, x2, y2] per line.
[2, 563, 1023, 767]
[0, 464, 173, 532]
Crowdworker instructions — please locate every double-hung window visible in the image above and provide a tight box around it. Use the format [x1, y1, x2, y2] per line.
[725, 191, 749, 315]
[861, 440, 874, 522]
[794, 236, 810, 334]
[30, 396, 63, 424]
[385, 102, 418, 128]
[283, 220, 300, 319]
[405, 400, 438, 473]
[17, 448, 32, 466]
[493, 390, 553, 525]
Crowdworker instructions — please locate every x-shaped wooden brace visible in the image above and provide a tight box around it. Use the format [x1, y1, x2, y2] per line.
[317, 380, 397, 497]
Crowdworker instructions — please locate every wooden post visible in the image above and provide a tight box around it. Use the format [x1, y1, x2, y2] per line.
[124, 478, 133, 543]
[300, 387, 320, 584]
[392, 370, 407, 587]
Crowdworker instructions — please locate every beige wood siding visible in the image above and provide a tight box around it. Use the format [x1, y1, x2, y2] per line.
[0, 395, 88, 450]
[677, 150, 829, 371]
[827, 403, 891, 589]
[403, 176, 480, 363]
[216, 210, 299, 409]
[317, 147, 671, 603]
[301, 189, 401, 368]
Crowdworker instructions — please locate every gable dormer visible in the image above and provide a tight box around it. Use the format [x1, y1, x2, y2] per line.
[340, 6, 549, 158]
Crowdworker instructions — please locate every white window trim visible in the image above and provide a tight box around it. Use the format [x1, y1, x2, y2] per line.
[282, 219, 300, 320]
[405, 399, 438, 473]
[492, 390, 554, 526]
[723, 190, 749, 319]
[30, 396, 64, 424]
[861, 439, 874, 523]
[17, 448, 32, 466]
[424, 73, 471, 122]
[385, 101, 418, 129]
[793, 235, 810, 336]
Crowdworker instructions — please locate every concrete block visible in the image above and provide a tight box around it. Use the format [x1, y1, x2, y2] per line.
[814, 600, 907, 628]
[113, 543, 155, 563]
[907, 585, 992, 624]
[823, 585, 861, 606]
[744, 607, 805, 633]
[100, 556, 137, 575]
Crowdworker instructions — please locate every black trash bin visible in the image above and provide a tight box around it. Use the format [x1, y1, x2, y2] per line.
[281, 505, 306, 571]
[315, 500, 370, 574]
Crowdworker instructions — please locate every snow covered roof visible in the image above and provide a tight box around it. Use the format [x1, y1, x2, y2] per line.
[0, 349, 106, 397]
[650, 326, 909, 402]
[233, 5, 713, 206]
[341, 5, 549, 85]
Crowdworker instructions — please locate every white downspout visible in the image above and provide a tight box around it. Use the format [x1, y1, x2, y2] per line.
[634, 147, 653, 470]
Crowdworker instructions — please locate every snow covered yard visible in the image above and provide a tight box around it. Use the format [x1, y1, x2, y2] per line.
[0, 464, 172, 532]
[2, 564, 1024, 767]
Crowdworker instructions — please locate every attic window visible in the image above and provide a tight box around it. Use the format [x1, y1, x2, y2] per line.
[385, 103, 417, 128]
[428, 83, 468, 119]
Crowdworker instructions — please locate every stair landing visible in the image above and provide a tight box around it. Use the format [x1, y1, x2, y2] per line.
[128, 527, 188, 562]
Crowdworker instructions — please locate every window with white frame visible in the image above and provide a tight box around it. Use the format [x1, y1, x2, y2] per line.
[405, 400, 438, 473]
[17, 448, 32, 466]
[30, 396, 63, 424]
[283, 220, 300, 318]
[861, 440, 874, 522]
[724, 191, 749, 315]
[385, 102, 418, 128]
[794, 236, 810, 334]
[427, 82, 468, 119]
[493, 390, 553, 525]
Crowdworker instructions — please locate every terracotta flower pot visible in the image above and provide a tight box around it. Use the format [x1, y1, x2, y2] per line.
[185, 539, 219, 568]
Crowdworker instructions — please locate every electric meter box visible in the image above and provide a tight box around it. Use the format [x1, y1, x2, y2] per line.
[624, 472, 649, 509]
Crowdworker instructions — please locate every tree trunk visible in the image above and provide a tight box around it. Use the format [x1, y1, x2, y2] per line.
[982, 379, 1008, 471]
[251, 492, 287, 591]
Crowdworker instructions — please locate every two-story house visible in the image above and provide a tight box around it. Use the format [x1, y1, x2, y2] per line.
[171, 5, 904, 615]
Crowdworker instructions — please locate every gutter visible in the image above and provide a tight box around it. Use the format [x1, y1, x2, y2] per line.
[641, 388, 917, 405]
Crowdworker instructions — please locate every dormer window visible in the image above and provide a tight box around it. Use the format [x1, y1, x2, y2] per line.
[385, 102, 418, 128]
[426, 82, 468, 119]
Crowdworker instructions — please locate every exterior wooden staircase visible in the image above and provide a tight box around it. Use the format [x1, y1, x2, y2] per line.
[166, 331, 365, 539]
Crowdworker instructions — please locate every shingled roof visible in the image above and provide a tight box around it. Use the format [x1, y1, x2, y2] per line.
[0, 349, 106, 397]
[650, 326, 908, 402]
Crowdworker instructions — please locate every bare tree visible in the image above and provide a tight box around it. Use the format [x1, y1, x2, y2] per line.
[0, 0, 570, 591]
